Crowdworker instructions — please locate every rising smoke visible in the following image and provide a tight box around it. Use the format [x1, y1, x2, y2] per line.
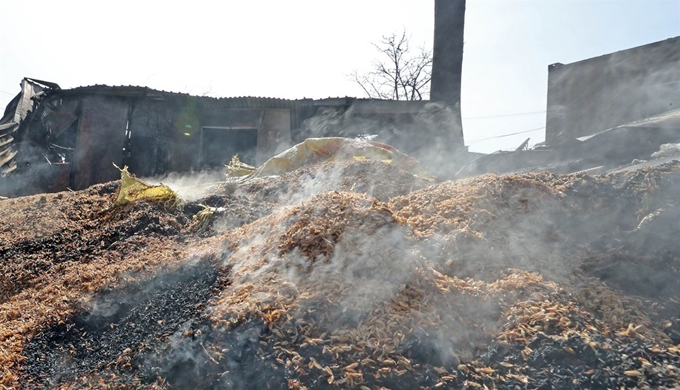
[13, 142, 680, 389]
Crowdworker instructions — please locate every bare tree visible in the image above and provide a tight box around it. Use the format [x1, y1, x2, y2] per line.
[352, 30, 432, 101]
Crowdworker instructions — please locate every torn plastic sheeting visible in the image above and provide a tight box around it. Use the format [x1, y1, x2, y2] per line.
[229, 137, 434, 181]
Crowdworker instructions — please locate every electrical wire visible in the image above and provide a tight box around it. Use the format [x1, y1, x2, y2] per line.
[463, 110, 546, 120]
[466, 126, 545, 144]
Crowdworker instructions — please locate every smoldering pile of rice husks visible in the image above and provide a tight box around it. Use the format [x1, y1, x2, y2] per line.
[2, 159, 680, 389]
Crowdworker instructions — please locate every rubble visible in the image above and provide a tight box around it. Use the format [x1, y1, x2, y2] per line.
[1, 159, 680, 389]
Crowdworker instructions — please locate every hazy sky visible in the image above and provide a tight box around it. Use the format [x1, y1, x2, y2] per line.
[1, 0, 678, 153]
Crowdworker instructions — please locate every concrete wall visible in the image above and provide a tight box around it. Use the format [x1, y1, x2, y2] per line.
[546, 36, 680, 144]
[257, 109, 291, 164]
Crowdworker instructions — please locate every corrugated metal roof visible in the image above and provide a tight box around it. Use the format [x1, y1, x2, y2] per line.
[50, 85, 176, 99]
[202, 96, 300, 109]
[47, 84, 434, 111]
[49, 84, 305, 109]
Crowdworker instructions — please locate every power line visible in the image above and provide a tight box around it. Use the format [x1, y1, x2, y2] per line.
[466, 126, 545, 144]
[463, 110, 546, 120]
[0, 90, 15, 96]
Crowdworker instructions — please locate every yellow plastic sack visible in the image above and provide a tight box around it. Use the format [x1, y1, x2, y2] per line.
[231, 137, 433, 181]
[110, 163, 179, 208]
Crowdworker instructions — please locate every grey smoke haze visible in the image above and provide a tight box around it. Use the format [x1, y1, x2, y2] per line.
[22, 149, 680, 388]
[144, 170, 225, 201]
[303, 102, 466, 178]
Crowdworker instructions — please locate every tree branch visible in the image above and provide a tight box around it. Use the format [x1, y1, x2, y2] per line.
[350, 29, 431, 100]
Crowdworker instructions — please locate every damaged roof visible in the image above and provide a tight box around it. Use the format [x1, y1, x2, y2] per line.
[0, 78, 59, 175]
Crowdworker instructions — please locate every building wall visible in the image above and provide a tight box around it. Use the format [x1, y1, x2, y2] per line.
[169, 97, 201, 173]
[72, 96, 129, 190]
[126, 98, 194, 177]
[257, 109, 291, 164]
[546, 36, 680, 144]
[126, 97, 293, 173]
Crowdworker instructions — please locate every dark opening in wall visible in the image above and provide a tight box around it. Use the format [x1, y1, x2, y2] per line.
[200, 127, 258, 169]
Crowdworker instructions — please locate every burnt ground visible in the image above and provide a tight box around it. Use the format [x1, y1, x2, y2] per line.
[21, 259, 230, 388]
[480, 333, 680, 389]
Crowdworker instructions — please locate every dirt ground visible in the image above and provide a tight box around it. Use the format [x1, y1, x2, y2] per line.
[1, 159, 680, 389]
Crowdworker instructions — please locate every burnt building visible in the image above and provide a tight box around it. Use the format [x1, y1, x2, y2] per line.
[0, 80, 463, 196]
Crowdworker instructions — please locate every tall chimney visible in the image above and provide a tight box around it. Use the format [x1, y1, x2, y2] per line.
[432, 0, 466, 106]
[431, 0, 466, 147]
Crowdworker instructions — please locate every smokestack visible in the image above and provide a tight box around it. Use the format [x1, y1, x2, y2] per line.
[431, 0, 466, 147]
[432, 0, 466, 106]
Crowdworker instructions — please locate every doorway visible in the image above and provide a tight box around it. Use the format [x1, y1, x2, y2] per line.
[200, 127, 258, 169]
